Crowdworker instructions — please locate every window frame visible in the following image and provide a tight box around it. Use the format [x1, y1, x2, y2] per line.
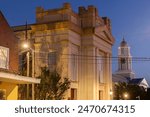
[0, 46, 9, 69]
[48, 51, 57, 71]
[71, 54, 78, 81]
[97, 54, 104, 83]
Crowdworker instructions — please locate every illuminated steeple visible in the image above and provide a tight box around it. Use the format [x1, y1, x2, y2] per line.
[116, 37, 134, 78]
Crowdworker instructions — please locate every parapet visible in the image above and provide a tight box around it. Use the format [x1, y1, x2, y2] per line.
[36, 6, 44, 13]
[63, 2, 71, 9]
[78, 6, 86, 15]
[78, 5, 98, 15]
[35, 3, 73, 23]
[102, 17, 111, 32]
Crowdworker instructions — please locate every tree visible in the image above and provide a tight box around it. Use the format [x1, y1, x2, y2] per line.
[0, 90, 5, 100]
[114, 82, 146, 100]
[18, 68, 31, 100]
[35, 67, 70, 100]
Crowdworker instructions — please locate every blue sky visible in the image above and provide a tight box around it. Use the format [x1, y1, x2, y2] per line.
[1, 0, 150, 82]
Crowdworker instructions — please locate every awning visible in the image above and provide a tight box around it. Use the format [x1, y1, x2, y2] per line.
[0, 71, 40, 84]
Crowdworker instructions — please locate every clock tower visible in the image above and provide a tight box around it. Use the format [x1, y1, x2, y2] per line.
[116, 38, 134, 78]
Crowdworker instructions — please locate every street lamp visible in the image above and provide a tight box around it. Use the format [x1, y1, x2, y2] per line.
[124, 93, 128, 100]
[110, 90, 113, 95]
[22, 41, 29, 49]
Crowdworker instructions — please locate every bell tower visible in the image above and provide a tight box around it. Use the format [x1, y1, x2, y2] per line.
[116, 38, 134, 78]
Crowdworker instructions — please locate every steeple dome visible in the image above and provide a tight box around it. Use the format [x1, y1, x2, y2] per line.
[120, 37, 128, 47]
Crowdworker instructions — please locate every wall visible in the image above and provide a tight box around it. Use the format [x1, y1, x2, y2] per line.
[12, 3, 115, 100]
[0, 11, 18, 73]
[0, 82, 18, 100]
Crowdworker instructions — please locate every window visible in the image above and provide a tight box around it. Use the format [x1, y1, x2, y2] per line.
[0, 46, 9, 69]
[121, 58, 126, 64]
[71, 88, 77, 100]
[19, 51, 33, 76]
[121, 47, 129, 56]
[19, 52, 27, 75]
[71, 54, 78, 81]
[48, 51, 57, 71]
[97, 55, 104, 83]
[121, 48, 125, 55]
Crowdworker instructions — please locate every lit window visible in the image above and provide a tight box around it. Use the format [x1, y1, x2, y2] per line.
[0, 46, 9, 69]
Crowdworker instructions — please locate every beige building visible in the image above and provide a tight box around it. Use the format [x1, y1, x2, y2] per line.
[13, 3, 115, 100]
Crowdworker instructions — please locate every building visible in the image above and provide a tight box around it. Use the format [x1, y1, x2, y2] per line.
[13, 3, 115, 100]
[112, 38, 149, 90]
[129, 78, 149, 90]
[115, 38, 135, 79]
[0, 11, 40, 100]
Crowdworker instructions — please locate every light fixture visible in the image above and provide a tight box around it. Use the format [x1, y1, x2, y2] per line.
[22, 41, 29, 49]
[124, 93, 128, 99]
[110, 90, 113, 95]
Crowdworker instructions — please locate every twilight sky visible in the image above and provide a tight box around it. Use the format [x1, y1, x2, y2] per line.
[1, 0, 150, 83]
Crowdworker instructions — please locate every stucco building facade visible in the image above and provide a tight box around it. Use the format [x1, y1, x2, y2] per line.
[13, 3, 115, 100]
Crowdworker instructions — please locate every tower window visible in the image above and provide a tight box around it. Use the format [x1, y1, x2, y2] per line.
[121, 58, 126, 64]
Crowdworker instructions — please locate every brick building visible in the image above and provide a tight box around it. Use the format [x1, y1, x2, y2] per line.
[0, 11, 40, 100]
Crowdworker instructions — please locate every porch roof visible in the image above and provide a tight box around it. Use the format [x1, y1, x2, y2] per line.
[0, 71, 40, 84]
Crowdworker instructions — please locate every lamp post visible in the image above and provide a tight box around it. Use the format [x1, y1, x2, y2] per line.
[31, 49, 35, 100]
[26, 51, 30, 99]
[22, 21, 35, 100]
[22, 41, 35, 100]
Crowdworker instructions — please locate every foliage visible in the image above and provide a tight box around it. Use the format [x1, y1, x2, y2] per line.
[0, 90, 5, 100]
[18, 68, 32, 100]
[35, 67, 70, 100]
[114, 82, 146, 100]
[18, 67, 28, 100]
